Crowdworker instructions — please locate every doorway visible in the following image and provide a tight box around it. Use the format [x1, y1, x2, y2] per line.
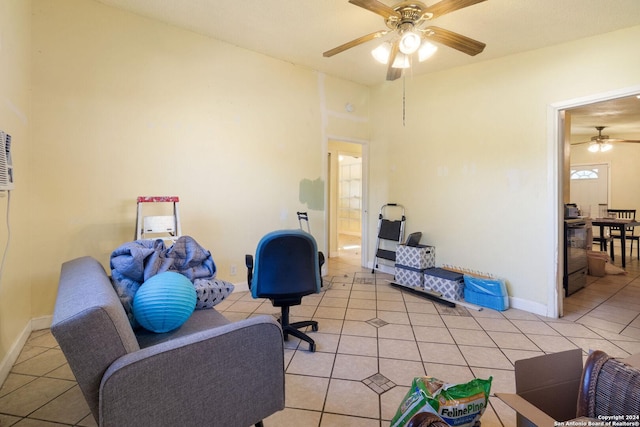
[327, 139, 368, 266]
[552, 85, 640, 318]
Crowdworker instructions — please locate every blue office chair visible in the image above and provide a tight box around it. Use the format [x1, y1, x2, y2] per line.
[246, 229, 322, 352]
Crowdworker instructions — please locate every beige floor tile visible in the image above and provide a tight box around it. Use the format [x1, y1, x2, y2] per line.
[412, 326, 455, 344]
[377, 310, 410, 325]
[0, 413, 22, 426]
[501, 348, 545, 364]
[376, 292, 404, 302]
[459, 346, 513, 370]
[0, 377, 75, 417]
[0, 374, 36, 399]
[510, 319, 560, 335]
[308, 332, 340, 353]
[320, 412, 380, 427]
[77, 413, 98, 427]
[376, 300, 406, 312]
[474, 317, 519, 333]
[546, 321, 602, 338]
[332, 354, 378, 381]
[379, 338, 421, 361]
[380, 385, 408, 421]
[566, 337, 630, 358]
[417, 342, 466, 365]
[341, 320, 377, 337]
[526, 334, 579, 353]
[423, 363, 475, 384]
[315, 318, 344, 335]
[449, 328, 496, 347]
[441, 315, 482, 330]
[577, 315, 625, 334]
[470, 367, 515, 394]
[314, 306, 347, 320]
[338, 335, 378, 357]
[347, 298, 377, 310]
[30, 385, 91, 425]
[319, 297, 348, 308]
[286, 350, 335, 377]
[26, 331, 58, 348]
[377, 324, 414, 341]
[404, 301, 439, 314]
[264, 407, 321, 427]
[379, 358, 425, 386]
[285, 374, 329, 411]
[344, 308, 376, 321]
[11, 349, 67, 377]
[324, 379, 379, 418]
[323, 289, 351, 299]
[501, 309, 540, 321]
[224, 300, 262, 312]
[485, 331, 539, 351]
[408, 313, 445, 327]
[350, 290, 376, 300]
[44, 364, 75, 381]
[621, 326, 640, 340]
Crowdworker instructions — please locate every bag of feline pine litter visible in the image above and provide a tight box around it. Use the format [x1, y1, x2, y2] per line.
[391, 376, 492, 427]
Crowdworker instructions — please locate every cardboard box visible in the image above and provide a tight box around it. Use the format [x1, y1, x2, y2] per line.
[497, 350, 640, 427]
[423, 268, 464, 300]
[496, 349, 584, 427]
[394, 264, 425, 288]
[395, 244, 435, 269]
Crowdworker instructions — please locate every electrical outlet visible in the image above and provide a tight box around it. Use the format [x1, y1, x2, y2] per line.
[230, 264, 237, 276]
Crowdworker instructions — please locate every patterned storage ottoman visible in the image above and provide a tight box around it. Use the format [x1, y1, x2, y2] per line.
[423, 268, 464, 301]
[394, 264, 426, 288]
[395, 244, 435, 269]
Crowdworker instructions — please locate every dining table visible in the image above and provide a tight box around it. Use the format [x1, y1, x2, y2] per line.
[590, 217, 640, 268]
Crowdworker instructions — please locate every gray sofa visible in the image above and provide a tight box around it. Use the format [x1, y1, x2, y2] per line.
[51, 256, 285, 427]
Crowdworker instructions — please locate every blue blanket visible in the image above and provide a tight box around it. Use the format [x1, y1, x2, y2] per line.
[110, 236, 219, 325]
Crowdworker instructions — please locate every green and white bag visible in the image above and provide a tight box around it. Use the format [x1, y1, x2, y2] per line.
[391, 376, 492, 427]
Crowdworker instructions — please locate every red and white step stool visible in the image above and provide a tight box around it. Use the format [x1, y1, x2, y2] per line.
[135, 196, 182, 242]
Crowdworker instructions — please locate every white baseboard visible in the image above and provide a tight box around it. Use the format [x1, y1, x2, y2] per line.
[0, 322, 32, 387]
[509, 296, 551, 318]
[32, 315, 53, 331]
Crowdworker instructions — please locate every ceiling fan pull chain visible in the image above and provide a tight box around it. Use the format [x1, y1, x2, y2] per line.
[403, 73, 406, 127]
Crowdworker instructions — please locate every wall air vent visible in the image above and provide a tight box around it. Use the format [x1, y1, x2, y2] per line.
[0, 131, 14, 190]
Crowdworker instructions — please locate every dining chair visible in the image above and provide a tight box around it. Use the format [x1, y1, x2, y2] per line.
[607, 209, 639, 259]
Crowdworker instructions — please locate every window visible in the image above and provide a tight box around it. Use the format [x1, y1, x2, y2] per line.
[570, 169, 598, 180]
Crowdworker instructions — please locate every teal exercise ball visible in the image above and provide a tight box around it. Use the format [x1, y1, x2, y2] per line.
[133, 272, 197, 333]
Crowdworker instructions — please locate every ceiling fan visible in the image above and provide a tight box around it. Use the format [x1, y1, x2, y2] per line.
[572, 126, 640, 152]
[323, 0, 487, 81]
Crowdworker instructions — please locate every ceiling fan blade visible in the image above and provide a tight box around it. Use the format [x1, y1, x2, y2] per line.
[424, 26, 486, 56]
[323, 30, 388, 57]
[612, 139, 640, 143]
[349, 0, 401, 20]
[425, 0, 487, 19]
[386, 41, 402, 81]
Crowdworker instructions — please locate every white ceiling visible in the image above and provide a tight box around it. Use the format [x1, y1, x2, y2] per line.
[95, 0, 640, 137]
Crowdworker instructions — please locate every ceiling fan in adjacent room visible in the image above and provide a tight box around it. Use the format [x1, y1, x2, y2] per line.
[572, 126, 640, 152]
[323, 0, 487, 81]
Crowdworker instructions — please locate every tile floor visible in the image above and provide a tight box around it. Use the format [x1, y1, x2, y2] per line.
[1, 249, 640, 426]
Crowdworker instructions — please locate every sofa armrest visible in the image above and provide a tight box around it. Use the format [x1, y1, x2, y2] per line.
[99, 315, 284, 427]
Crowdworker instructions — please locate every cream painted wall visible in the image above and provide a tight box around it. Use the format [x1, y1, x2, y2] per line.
[369, 25, 640, 313]
[30, 0, 370, 316]
[0, 0, 32, 375]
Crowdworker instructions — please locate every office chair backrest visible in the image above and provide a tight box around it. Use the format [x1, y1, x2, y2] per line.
[251, 229, 321, 299]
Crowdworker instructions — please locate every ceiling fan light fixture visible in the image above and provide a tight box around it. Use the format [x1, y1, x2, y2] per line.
[418, 41, 438, 61]
[371, 42, 391, 64]
[588, 143, 600, 153]
[600, 143, 612, 152]
[398, 31, 421, 54]
[392, 53, 411, 69]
